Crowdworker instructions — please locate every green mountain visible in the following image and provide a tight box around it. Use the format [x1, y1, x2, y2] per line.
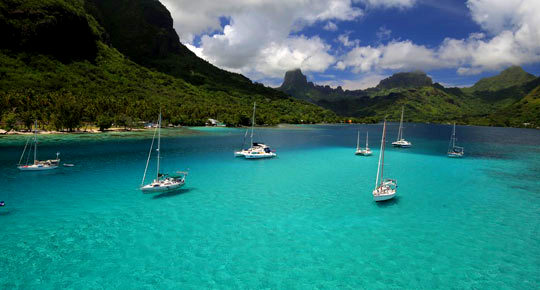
[0, 0, 338, 131]
[376, 71, 432, 90]
[479, 77, 540, 127]
[468, 66, 536, 92]
[277, 68, 539, 127]
[278, 69, 365, 103]
[84, 0, 264, 93]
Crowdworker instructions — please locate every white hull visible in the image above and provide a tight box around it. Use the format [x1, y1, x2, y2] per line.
[373, 184, 397, 201]
[355, 149, 372, 156]
[18, 165, 58, 171]
[447, 152, 464, 158]
[373, 192, 396, 201]
[141, 180, 185, 193]
[244, 152, 276, 159]
[234, 151, 248, 157]
[392, 140, 411, 148]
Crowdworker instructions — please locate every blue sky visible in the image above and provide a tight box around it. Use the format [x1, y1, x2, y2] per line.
[161, 0, 540, 89]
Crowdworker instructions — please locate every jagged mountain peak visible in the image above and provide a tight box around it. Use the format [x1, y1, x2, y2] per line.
[376, 71, 433, 90]
[280, 68, 308, 90]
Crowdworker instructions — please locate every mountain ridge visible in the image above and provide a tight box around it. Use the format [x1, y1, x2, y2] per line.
[277, 67, 540, 127]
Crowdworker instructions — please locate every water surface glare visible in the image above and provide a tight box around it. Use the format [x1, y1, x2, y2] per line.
[1, 124, 539, 289]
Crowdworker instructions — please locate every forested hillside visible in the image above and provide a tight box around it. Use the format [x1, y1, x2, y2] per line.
[0, 0, 338, 131]
[278, 68, 540, 127]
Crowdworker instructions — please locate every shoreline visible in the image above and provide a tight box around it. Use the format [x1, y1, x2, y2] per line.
[0, 127, 149, 135]
[0, 122, 537, 137]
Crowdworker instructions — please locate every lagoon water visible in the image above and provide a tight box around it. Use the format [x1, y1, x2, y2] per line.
[0, 124, 539, 289]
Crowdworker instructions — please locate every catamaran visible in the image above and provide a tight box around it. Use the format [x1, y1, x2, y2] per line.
[17, 121, 60, 171]
[234, 102, 277, 159]
[373, 119, 397, 202]
[392, 106, 412, 148]
[141, 111, 187, 193]
[355, 131, 372, 156]
[447, 122, 464, 158]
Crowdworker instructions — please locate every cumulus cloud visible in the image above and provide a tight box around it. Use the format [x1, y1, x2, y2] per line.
[321, 73, 388, 90]
[339, 0, 540, 75]
[161, 0, 540, 82]
[337, 33, 361, 47]
[161, 0, 362, 79]
[338, 40, 443, 72]
[323, 21, 338, 31]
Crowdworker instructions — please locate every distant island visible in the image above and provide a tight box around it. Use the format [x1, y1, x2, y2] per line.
[0, 0, 538, 131]
[277, 67, 539, 128]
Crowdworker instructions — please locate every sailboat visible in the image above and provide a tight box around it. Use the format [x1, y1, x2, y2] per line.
[447, 122, 464, 158]
[17, 120, 60, 171]
[391, 106, 412, 148]
[355, 131, 372, 156]
[141, 111, 187, 193]
[373, 119, 397, 202]
[234, 102, 277, 159]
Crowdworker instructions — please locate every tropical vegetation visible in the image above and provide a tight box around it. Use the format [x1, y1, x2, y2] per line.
[0, 0, 338, 131]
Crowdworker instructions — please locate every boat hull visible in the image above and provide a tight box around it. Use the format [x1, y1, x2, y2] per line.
[373, 181, 397, 202]
[447, 152, 464, 158]
[234, 151, 247, 157]
[355, 150, 372, 156]
[18, 165, 58, 171]
[392, 142, 411, 148]
[244, 152, 276, 159]
[373, 192, 396, 201]
[141, 181, 184, 193]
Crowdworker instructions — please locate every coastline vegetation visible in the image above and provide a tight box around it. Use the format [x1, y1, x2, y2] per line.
[0, 0, 339, 132]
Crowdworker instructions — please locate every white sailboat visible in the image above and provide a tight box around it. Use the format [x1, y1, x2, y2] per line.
[355, 131, 372, 156]
[234, 102, 277, 159]
[373, 119, 397, 202]
[392, 106, 412, 148]
[141, 111, 187, 193]
[447, 122, 464, 158]
[17, 120, 60, 171]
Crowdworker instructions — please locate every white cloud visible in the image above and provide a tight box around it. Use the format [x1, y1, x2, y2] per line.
[161, 0, 362, 80]
[323, 21, 338, 31]
[319, 73, 388, 90]
[339, 40, 442, 72]
[337, 34, 361, 47]
[255, 36, 336, 77]
[339, 0, 540, 76]
[376, 26, 392, 41]
[443, 0, 540, 74]
[162, 0, 540, 82]
[358, 0, 417, 9]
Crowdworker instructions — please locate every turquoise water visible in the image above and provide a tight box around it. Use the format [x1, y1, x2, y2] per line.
[1, 124, 539, 289]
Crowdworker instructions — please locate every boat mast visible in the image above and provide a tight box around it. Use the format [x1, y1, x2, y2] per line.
[18, 136, 31, 166]
[397, 106, 404, 141]
[366, 132, 369, 149]
[33, 120, 37, 164]
[375, 120, 386, 189]
[242, 128, 249, 148]
[380, 120, 386, 185]
[156, 110, 161, 181]
[452, 122, 456, 148]
[356, 130, 360, 150]
[141, 120, 158, 186]
[250, 102, 256, 146]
